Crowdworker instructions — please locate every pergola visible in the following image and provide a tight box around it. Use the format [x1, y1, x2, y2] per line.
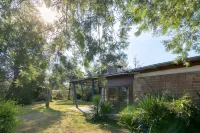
[68, 77, 98, 108]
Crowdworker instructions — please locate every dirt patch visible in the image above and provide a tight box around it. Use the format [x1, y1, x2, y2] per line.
[68, 106, 92, 113]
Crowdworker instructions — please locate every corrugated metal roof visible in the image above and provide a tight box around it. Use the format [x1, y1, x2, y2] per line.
[104, 56, 200, 78]
[131, 55, 200, 72]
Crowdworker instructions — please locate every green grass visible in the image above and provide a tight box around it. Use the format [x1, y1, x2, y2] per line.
[17, 100, 127, 133]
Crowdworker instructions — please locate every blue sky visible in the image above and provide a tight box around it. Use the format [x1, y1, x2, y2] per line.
[127, 27, 199, 68]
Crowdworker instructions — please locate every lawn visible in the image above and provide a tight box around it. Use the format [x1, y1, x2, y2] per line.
[17, 100, 127, 133]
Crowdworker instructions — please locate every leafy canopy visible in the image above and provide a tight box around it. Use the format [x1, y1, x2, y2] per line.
[127, 0, 200, 64]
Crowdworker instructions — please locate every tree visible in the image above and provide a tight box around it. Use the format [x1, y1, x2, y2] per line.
[126, 0, 200, 64]
[45, 0, 130, 68]
[43, 0, 132, 102]
[0, 0, 50, 104]
[0, 0, 131, 107]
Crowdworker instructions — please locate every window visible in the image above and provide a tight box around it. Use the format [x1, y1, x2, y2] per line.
[105, 86, 129, 112]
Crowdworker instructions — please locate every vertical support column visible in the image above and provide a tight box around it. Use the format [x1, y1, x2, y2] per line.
[127, 87, 129, 105]
[68, 83, 71, 100]
[92, 79, 95, 96]
[101, 87, 105, 102]
[117, 87, 120, 109]
[81, 84, 83, 98]
[105, 87, 108, 101]
[73, 83, 78, 108]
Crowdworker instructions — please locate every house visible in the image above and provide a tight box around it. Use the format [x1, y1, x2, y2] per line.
[102, 66, 133, 110]
[103, 56, 200, 109]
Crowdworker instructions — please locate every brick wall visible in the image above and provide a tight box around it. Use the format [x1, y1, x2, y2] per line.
[133, 72, 200, 101]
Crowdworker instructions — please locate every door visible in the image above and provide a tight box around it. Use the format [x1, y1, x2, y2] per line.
[106, 86, 129, 112]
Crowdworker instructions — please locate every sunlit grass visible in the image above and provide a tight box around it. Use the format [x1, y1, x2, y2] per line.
[17, 100, 127, 133]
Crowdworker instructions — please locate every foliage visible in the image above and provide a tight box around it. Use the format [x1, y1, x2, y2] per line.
[92, 95, 101, 116]
[45, 0, 131, 94]
[33, 90, 46, 102]
[99, 101, 113, 117]
[0, 100, 19, 133]
[91, 95, 113, 122]
[119, 93, 200, 133]
[0, 0, 130, 107]
[197, 91, 200, 107]
[76, 93, 82, 100]
[52, 90, 64, 100]
[82, 88, 98, 102]
[197, 91, 200, 98]
[126, 0, 200, 62]
[0, 1, 49, 85]
[48, 56, 84, 90]
[7, 83, 47, 105]
[0, 0, 50, 104]
[46, 0, 129, 68]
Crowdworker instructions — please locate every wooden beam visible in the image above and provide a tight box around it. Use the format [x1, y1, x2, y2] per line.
[73, 83, 78, 108]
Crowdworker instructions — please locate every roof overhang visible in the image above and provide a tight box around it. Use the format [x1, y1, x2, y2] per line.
[104, 56, 200, 78]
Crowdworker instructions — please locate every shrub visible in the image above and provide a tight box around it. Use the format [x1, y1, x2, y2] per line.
[118, 93, 200, 133]
[52, 90, 64, 100]
[82, 91, 92, 101]
[33, 91, 46, 101]
[91, 95, 113, 122]
[196, 90, 200, 98]
[99, 102, 113, 116]
[196, 91, 200, 107]
[0, 100, 19, 133]
[82, 89, 99, 101]
[91, 95, 101, 118]
[76, 93, 82, 100]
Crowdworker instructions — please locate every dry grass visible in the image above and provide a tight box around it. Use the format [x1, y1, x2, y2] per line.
[17, 100, 127, 133]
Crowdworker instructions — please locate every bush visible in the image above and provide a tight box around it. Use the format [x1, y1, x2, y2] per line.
[91, 95, 101, 118]
[99, 102, 113, 116]
[118, 93, 200, 133]
[33, 91, 46, 101]
[82, 89, 99, 102]
[6, 86, 44, 105]
[52, 90, 64, 100]
[91, 95, 113, 122]
[0, 100, 19, 133]
[76, 93, 82, 100]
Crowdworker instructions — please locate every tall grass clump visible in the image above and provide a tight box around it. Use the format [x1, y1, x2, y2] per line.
[0, 100, 19, 133]
[119, 93, 200, 133]
[91, 95, 113, 122]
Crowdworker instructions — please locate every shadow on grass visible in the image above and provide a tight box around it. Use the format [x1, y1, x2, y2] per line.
[98, 119, 125, 133]
[55, 100, 92, 106]
[76, 107, 125, 133]
[76, 107, 91, 121]
[18, 107, 62, 133]
[88, 118, 124, 133]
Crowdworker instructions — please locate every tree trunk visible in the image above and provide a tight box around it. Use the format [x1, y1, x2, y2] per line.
[7, 64, 20, 99]
[68, 83, 71, 100]
[46, 88, 50, 108]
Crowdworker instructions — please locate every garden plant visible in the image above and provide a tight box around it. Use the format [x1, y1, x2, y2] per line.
[119, 93, 200, 133]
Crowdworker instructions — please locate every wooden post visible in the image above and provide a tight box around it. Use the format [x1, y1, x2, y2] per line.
[68, 83, 71, 100]
[92, 79, 95, 96]
[81, 84, 83, 100]
[101, 87, 105, 102]
[73, 83, 78, 108]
